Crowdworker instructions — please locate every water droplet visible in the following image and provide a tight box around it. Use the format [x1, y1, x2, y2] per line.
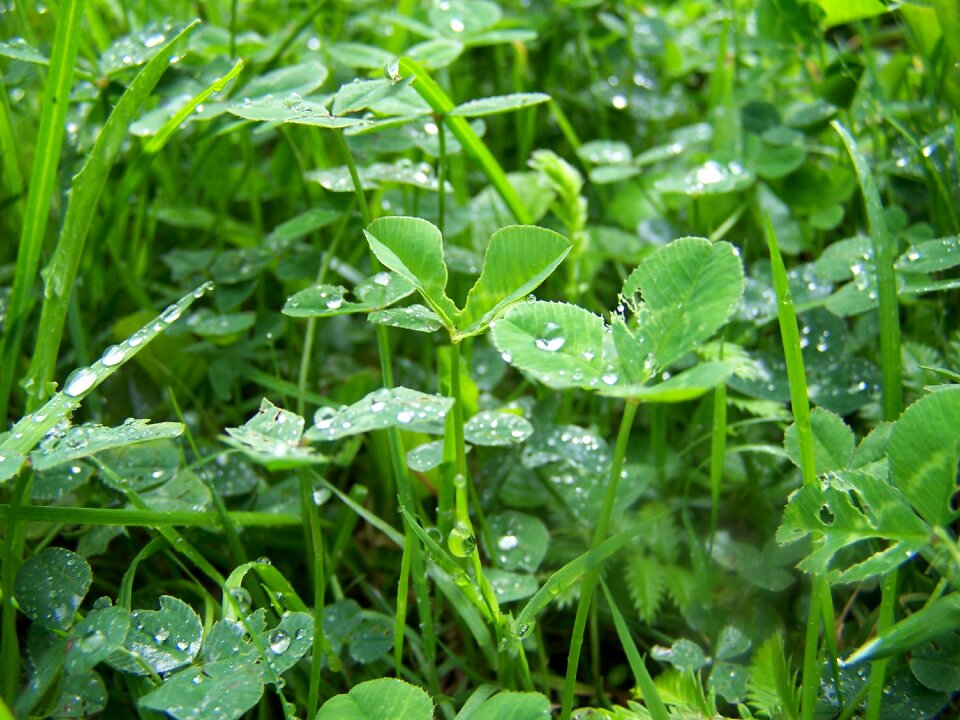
[161, 304, 182, 323]
[154, 627, 170, 643]
[396, 410, 414, 423]
[447, 523, 475, 557]
[449, 18, 465, 32]
[373, 272, 391, 286]
[535, 322, 566, 352]
[269, 629, 291, 654]
[601, 372, 618, 385]
[611, 94, 628, 110]
[100, 345, 125, 367]
[497, 534, 519, 551]
[63, 368, 97, 397]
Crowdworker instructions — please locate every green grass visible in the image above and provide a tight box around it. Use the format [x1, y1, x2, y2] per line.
[2, 1, 960, 718]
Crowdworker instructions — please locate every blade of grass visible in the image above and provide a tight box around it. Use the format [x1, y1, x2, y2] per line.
[599, 579, 670, 720]
[0, 0, 87, 423]
[558, 399, 639, 720]
[833, 120, 903, 720]
[389, 57, 532, 224]
[24, 39, 232, 409]
[0, 505, 302, 527]
[764, 215, 832, 720]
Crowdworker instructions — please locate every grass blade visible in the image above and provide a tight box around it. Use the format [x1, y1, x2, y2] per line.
[0, 0, 87, 423]
[21, 21, 209, 409]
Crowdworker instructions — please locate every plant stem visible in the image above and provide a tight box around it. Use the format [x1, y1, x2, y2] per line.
[0, 471, 33, 700]
[335, 126, 438, 692]
[560, 399, 639, 720]
[765, 215, 830, 720]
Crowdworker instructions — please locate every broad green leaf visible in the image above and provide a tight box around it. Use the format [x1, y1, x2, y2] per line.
[486, 569, 538, 603]
[307, 165, 379, 192]
[464, 411, 533, 446]
[467, 691, 551, 720]
[888, 386, 960, 527]
[654, 160, 755, 197]
[99, 19, 189, 75]
[710, 661, 749, 704]
[911, 632, 960, 692]
[428, 0, 501, 36]
[52, 671, 107, 717]
[283, 274, 416, 318]
[652, 638, 709, 672]
[14, 547, 91, 630]
[407, 440, 447, 472]
[484, 511, 549, 572]
[328, 42, 395, 69]
[623, 237, 744, 370]
[364, 216, 459, 327]
[333, 77, 411, 116]
[65, 606, 130, 675]
[490, 301, 606, 389]
[896, 236, 960, 273]
[223, 398, 325, 469]
[232, 61, 329, 107]
[31, 420, 184, 472]
[260, 611, 313, 675]
[0, 37, 49, 65]
[348, 613, 394, 664]
[406, 38, 465, 69]
[314, 677, 434, 720]
[186, 309, 256, 337]
[227, 96, 364, 128]
[369, 305, 445, 332]
[202, 618, 257, 666]
[844, 594, 960, 666]
[716, 626, 751, 661]
[777, 469, 929, 582]
[107, 596, 202, 675]
[458, 225, 571, 336]
[599, 361, 738, 402]
[577, 140, 633, 166]
[449, 93, 551, 117]
[783, 407, 854, 475]
[813, 0, 888, 28]
[139, 661, 264, 720]
[306, 388, 454, 441]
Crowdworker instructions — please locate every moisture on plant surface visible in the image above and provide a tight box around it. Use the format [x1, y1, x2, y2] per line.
[2, 1, 960, 718]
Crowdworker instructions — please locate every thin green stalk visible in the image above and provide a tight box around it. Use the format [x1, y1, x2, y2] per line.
[560, 399, 640, 720]
[765, 216, 827, 720]
[0, 471, 33, 700]
[298, 470, 327, 719]
[600, 580, 670, 720]
[832, 120, 901, 421]
[0, 504, 302, 527]
[0, 0, 86, 422]
[391, 58, 532, 224]
[437, 120, 447, 234]
[833, 120, 903, 719]
[709, 376, 727, 549]
[335, 126, 438, 692]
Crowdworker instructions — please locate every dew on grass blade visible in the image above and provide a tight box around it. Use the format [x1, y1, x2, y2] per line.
[62, 368, 97, 397]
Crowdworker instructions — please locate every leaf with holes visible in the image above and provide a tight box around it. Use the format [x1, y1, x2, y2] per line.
[777, 469, 930, 582]
[223, 398, 325, 469]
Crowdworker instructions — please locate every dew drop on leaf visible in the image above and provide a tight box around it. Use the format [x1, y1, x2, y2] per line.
[63, 367, 97, 397]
